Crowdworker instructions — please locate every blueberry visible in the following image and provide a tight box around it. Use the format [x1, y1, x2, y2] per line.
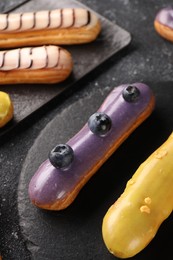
[49, 144, 74, 170]
[122, 85, 140, 102]
[88, 112, 111, 136]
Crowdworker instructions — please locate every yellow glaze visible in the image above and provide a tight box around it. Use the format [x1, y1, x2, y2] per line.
[0, 91, 13, 127]
[102, 132, 173, 258]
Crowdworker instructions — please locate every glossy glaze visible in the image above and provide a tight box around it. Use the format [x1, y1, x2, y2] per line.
[0, 45, 70, 71]
[28, 83, 155, 209]
[155, 7, 173, 29]
[102, 132, 173, 258]
[0, 91, 13, 127]
[0, 8, 98, 33]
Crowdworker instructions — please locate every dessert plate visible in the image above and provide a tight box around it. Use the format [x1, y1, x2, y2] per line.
[18, 83, 173, 259]
[0, 0, 131, 139]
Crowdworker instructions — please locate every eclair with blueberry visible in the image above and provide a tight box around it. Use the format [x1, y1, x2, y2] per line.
[0, 8, 101, 48]
[28, 83, 155, 210]
[0, 45, 72, 84]
[154, 7, 173, 42]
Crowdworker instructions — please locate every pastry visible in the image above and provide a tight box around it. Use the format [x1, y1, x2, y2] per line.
[102, 132, 173, 258]
[0, 8, 101, 48]
[0, 45, 73, 84]
[0, 91, 13, 127]
[154, 7, 173, 42]
[28, 83, 155, 210]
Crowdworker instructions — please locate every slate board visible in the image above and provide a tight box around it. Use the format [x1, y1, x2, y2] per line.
[18, 83, 173, 260]
[0, 0, 30, 13]
[0, 0, 131, 139]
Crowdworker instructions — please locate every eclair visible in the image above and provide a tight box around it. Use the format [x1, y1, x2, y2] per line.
[102, 132, 173, 258]
[0, 45, 73, 84]
[0, 91, 13, 127]
[154, 7, 173, 42]
[0, 8, 101, 48]
[28, 83, 155, 211]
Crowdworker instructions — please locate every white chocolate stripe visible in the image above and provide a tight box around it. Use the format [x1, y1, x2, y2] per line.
[0, 46, 63, 71]
[19, 48, 32, 69]
[0, 8, 96, 32]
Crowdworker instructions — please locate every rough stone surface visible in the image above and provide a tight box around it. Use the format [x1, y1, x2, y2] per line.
[1, 0, 173, 259]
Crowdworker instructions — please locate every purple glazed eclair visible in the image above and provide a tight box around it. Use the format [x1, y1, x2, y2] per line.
[154, 7, 173, 42]
[28, 83, 155, 211]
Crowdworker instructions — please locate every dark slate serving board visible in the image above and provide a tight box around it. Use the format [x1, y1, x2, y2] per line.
[0, 0, 131, 139]
[0, 0, 30, 13]
[18, 83, 173, 260]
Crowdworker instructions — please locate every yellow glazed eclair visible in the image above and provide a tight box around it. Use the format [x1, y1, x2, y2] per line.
[0, 91, 13, 127]
[0, 45, 73, 84]
[0, 8, 101, 48]
[102, 132, 173, 258]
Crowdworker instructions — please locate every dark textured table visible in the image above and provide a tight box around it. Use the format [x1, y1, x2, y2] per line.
[0, 0, 173, 259]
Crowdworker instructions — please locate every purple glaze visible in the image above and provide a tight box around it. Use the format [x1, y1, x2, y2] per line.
[28, 83, 155, 206]
[155, 7, 173, 29]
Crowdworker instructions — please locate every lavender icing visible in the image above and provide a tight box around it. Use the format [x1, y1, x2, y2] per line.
[28, 83, 154, 206]
[155, 7, 173, 29]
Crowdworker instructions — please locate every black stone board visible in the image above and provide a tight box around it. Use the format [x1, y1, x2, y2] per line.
[0, 0, 131, 140]
[18, 83, 173, 260]
[0, 0, 30, 13]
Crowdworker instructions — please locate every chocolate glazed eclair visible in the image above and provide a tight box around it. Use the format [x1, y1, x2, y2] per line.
[0, 8, 101, 48]
[0, 45, 73, 84]
[28, 83, 155, 211]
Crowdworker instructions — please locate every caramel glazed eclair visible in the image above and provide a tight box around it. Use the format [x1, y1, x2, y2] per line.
[29, 83, 155, 211]
[0, 8, 101, 48]
[0, 45, 73, 84]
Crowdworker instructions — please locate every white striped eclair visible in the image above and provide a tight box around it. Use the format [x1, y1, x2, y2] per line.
[0, 8, 101, 48]
[0, 45, 73, 84]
